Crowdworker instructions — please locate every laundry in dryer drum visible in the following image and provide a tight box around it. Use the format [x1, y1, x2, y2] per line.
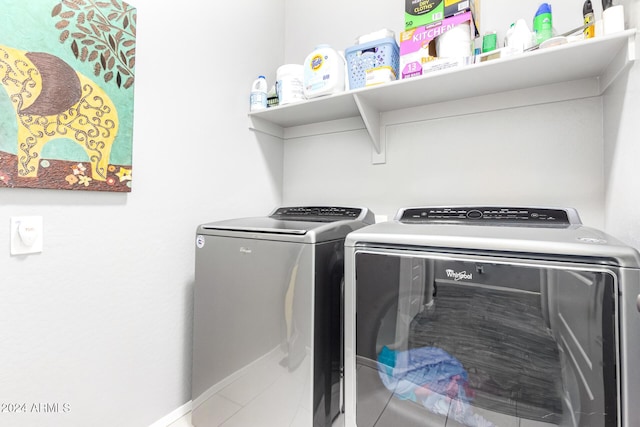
[377, 345, 494, 426]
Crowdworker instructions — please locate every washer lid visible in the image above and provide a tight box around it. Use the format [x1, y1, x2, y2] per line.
[198, 206, 375, 243]
[200, 217, 313, 235]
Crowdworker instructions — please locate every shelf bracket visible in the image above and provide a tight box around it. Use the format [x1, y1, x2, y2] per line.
[248, 115, 284, 139]
[600, 30, 636, 93]
[353, 94, 386, 164]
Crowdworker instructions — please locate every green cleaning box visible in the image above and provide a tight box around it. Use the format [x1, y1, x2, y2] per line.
[406, 0, 476, 30]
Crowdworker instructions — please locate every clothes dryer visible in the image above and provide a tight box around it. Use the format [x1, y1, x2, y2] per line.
[344, 206, 640, 427]
[192, 206, 374, 427]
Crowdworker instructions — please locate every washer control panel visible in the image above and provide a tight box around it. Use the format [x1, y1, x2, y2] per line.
[270, 206, 364, 221]
[397, 207, 580, 226]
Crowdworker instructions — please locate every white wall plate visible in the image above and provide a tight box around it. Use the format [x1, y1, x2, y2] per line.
[10, 216, 43, 255]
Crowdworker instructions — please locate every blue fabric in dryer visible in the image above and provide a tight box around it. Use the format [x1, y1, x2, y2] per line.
[377, 346, 495, 427]
[377, 346, 470, 401]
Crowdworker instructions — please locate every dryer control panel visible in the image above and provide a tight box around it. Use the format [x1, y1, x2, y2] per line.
[270, 206, 364, 222]
[397, 207, 581, 226]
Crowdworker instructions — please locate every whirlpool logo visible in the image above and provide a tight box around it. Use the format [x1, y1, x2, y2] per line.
[445, 269, 472, 281]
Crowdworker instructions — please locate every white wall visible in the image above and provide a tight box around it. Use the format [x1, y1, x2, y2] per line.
[604, 0, 640, 248]
[283, 0, 610, 228]
[0, 1, 284, 427]
[283, 97, 606, 226]
[284, 1, 402, 64]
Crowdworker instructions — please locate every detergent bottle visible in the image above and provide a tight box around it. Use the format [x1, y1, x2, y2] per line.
[303, 45, 345, 99]
[249, 75, 268, 111]
[533, 3, 553, 44]
[583, 0, 595, 39]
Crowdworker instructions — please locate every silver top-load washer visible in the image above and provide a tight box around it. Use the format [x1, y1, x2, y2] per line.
[192, 206, 374, 427]
[344, 206, 640, 427]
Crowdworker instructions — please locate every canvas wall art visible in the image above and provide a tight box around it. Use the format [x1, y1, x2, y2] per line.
[0, 0, 136, 192]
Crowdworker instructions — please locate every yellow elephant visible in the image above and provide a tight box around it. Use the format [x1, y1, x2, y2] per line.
[0, 44, 117, 181]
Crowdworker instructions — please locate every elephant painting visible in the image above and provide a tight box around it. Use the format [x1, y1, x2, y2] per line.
[0, 0, 135, 192]
[0, 44, 118, 182]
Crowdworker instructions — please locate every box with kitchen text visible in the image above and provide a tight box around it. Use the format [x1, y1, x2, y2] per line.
[400, 11, 475, 79]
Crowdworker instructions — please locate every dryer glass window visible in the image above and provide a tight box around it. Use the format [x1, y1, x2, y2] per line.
[354, 252, 617, 427]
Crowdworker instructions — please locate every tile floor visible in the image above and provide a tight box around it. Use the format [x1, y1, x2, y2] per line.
[167, 412, 191, 427]
[168, 407, 557, 427]
[168, 348, 556, 427]
[355, 361, 558, 427]
[185, 345, 322, 427]
[167, 412, 347, 427]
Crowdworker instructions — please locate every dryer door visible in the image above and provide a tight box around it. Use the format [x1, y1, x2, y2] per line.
[349, 250, 618, 427]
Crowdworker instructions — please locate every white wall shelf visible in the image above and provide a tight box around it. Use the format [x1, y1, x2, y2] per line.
[249, 29, 636, 163]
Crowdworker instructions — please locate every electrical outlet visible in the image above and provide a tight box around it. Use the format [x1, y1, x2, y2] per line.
[10, 216, 43, 255]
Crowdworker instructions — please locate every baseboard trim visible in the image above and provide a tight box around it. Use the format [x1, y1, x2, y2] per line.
[149, 400, 192, 427]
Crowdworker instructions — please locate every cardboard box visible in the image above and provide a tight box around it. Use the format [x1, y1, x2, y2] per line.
[405, 0, 476, 30]
[405, 0, 443, 30]
[400, 11, 475, 79]
[444, 0, 474, 18]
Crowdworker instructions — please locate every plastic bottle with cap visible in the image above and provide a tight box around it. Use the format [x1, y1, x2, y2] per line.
[249, 75, 268, 111]
[583, 0, 595, 39]
[504, 23, 515, 47]
[533, 3, 553, 44]
[602, 0, 625, 35]
[303, 45, 345, 99]
[506, 19, 534, 52]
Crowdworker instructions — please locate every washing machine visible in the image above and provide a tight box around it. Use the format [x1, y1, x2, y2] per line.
[343, 206, 640, 427]
[192, 206, 374, 427]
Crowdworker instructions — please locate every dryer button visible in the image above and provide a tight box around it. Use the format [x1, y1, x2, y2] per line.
[467, 210, 483, 219]
[637, 294, 640, 313]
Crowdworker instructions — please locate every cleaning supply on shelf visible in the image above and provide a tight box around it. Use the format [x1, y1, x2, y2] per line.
[267, 85, 279, 108]
[603, 3, 625, 35]
[436, 21, 472, 58]
[345, 36, 399, 89]
[533, 3, 553, 45]
[303, 45, 345, 99]
[473, 37, 482, 55]
[400, 10, 475, 79]
[405, 0, 444, 30]
[482, 31, 497, 53]
[355, 28, 396, 45]
[583, 0, 595, 39]
[504, 19, 534, 52]
[504, 24, 515, 47]
[249, 75, 268, 111]
[276, 64, 305, 106]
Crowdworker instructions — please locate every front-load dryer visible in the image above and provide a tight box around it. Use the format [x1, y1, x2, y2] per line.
[344, 206, 640, 427]
[192, 206, 374, 427]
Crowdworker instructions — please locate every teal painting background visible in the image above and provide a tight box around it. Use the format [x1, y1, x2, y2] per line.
[0, 0, 134, 166]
